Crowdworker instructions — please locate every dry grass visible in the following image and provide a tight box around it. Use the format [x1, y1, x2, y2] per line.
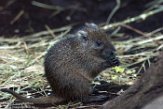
[0, 1, 163, 109]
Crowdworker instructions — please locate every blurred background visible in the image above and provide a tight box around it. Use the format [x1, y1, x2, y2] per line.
[0, 0, 163, 36]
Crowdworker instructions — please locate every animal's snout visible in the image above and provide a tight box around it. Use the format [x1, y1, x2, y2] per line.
[102, 49, 115, 59]
[102, 49, 120, 66]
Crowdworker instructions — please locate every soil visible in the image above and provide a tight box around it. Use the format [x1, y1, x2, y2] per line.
[0, 0, 162, 36]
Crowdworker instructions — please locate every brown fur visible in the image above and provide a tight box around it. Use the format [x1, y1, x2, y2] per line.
[1, 23, 119, 105]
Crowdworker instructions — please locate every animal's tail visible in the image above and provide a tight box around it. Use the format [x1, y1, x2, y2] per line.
[1, 88, 65, 105]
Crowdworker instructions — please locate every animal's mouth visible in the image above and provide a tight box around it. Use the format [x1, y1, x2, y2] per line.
[106, 56, 120, 67]
[101, 49, 120, 67]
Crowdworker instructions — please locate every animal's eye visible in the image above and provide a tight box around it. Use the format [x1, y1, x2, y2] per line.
[82, 35, 88, 41]
[95, 40, 103, 47]
[93, 40, 104, 50]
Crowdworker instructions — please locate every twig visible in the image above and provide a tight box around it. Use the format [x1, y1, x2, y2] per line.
[102, 7, 163, 30]
[106, 0, 121, 24]
[156, 44, 163, 51]
[146, 27, 163, 36]
[28, 52, 46, 66]
[137, 58, 151, 74]
[45, 25, 56, 38]
[116, 35, 163, 49]
[23, 42, 29, 54]
[32, 1, 63, 11]
[24, 25, 72, 38]
[135, 35, 163, 45]
[118, 52, 158, 59]
[10, 10, 24, 25]
[121, 25, 148, 37]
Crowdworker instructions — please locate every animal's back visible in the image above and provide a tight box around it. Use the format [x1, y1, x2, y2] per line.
[44, 36, 91, 100]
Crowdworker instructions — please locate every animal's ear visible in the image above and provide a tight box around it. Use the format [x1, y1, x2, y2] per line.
[85, 23, 99, 30]
[77, 30, 88, 41]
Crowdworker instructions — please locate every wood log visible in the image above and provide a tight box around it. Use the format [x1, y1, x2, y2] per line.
[101, 52, 163, 109]
[142, 95, 163, 109]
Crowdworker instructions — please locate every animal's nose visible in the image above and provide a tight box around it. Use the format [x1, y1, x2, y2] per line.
[102, 49, 115, 59]
[102, 49, 120, 66]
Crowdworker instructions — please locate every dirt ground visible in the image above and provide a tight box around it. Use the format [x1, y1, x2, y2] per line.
[0, 0, 162, 36]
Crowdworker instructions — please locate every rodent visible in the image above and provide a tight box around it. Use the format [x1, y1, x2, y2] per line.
[1, 23, 119, 105]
